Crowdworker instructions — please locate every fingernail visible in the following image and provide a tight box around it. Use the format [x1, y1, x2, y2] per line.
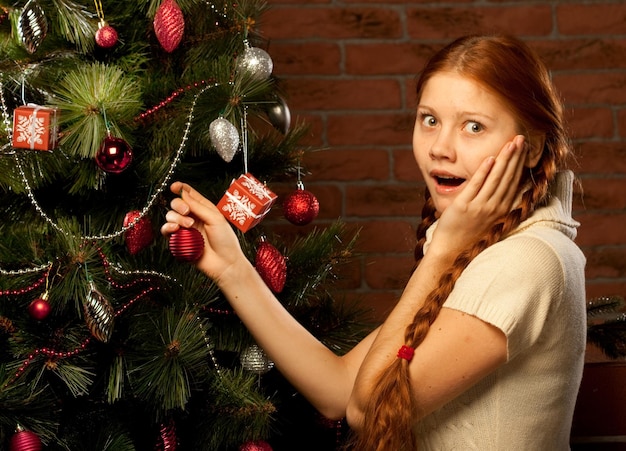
[183, 217, 194, 227]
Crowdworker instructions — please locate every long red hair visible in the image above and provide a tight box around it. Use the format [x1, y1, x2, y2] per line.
[350, 35, 571, 450]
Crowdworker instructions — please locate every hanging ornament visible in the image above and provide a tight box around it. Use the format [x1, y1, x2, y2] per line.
[255, 238, 286, 293]
[267, 95, 291, 134]
[236, 41, 273, 81]
[9, 425, 42, 451]
[154, 0, 185, 53]
[283, 181, 319, 226]
[123, 210, 154, 255]
[95, 135, 133, 173]
[95, 21, 118, 48]
[28, 292, 51, 321]
[155, 419, 178, 451]
[240, 344, 274, 375]
[209, 117, 239, 162]
[83, 280, 114, 343]
[94, 0, 118, 48]
[17, 0, 48, 54]
[239, 440, 273, 451]
[168, 228, 204, 262]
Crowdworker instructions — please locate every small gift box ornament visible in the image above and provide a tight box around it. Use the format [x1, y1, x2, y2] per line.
[12, 104, 60, 151]
[217, 173, 277, 232]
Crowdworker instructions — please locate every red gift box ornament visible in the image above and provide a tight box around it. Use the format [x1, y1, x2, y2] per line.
[217, 173, 277, 232]
[12, 104, 59, 151]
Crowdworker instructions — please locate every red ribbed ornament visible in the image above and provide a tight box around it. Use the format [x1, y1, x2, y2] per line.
[283, 187, 319, 226]
[169, 228, 204, 262]
[255, 240, 286, 293]
[9, 428, 42, 451]
[239, 440, 272, 451]
[154, 0, 185, 53]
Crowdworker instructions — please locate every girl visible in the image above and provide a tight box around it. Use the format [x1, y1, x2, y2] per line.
[162, 35, 586, 450]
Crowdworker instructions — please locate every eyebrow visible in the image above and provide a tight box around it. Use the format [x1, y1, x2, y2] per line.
[417, 104, 497, 123]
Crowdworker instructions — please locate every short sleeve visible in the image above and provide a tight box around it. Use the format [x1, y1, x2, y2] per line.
[443, 234, 566, 360]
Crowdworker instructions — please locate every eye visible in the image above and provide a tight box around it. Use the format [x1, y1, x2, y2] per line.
[464, 121, 484, 134]
[420, 113, 437, 127]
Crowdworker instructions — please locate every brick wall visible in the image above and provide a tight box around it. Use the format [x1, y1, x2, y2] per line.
[261, 1, 626, 323]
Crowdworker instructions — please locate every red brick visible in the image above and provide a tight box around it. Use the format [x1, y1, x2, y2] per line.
[345, 42, 442, 76]
[574, 178, 626, 211]
[263, 7, 403, 40]
[406, 5, 552, 39]
[574, 142, 626, 175]
[557, 3, 626, 35]
[564, 107, 614, 140]
[268, 42, 341, 75]
[345, 184, 423, 217]
[393, 148, 421, 182]
[554, 73, 626, 105]
[532, 38, 626, 71]
[576, 212, 626, 246]
[327, 113, 414, 146]
[584, 246, 626, 279]
[281, 78, 402, 111]
[303, 149, 391, 182]
[618, 109, 626, 139]
[364, 255, 415, 290]
[353, 220, 417, 254]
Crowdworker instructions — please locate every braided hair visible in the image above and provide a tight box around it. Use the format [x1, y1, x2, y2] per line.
[351, 35, 571, 451]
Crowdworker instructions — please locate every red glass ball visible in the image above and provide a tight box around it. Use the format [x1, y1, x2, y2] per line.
[9, 429, 42, 451]
[169, 228, 204, 262]
[95, 136, 133, 173]
[283, 188, 319, 226]
[239, 440, 272, 451]
[95, 23, 118, 48]
[28, 298, 51, 321]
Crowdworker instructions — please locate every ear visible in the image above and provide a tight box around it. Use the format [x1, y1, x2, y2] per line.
[524, 134, 545, 168]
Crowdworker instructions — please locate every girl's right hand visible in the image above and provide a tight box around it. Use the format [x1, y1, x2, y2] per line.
[161, 181, 246, 283]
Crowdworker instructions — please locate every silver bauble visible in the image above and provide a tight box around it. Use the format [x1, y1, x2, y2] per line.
[83, 281, 114, 343]
[17, 0, 48, 54]
[237, 46, 273, 81]
[209, 117, 239, 162]
[240, 344, 274, 375]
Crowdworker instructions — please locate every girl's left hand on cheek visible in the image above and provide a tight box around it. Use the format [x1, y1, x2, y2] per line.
[434, 135, 528, 251]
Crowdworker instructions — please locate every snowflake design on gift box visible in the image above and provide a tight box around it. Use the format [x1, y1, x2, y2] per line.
[14, 113, 45, 146]
[241, 176, 269, 199]
[221, 189, 257, 225]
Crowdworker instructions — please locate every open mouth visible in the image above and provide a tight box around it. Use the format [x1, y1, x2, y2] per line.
[435, 175, 465, 187]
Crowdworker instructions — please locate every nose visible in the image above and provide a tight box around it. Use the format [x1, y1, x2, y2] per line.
[428, 128, 456, 161]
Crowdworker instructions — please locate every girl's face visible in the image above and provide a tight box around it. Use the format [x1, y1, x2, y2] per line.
[413, 72, 520, 215]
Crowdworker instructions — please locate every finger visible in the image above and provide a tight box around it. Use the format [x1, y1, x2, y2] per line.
[160, 221, 180, 236]
[489, 135, 528, 205]
[475, 135, 525, 203]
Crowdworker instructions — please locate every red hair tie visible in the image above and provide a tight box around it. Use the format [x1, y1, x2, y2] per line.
[397, 345, 415, 362]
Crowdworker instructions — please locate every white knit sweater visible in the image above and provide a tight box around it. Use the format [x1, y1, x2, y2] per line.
[416, 171, 587, 450]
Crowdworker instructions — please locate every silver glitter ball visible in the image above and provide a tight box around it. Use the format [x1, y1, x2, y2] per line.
[209, 117, 239, 162]
[237, 46, 273, 81]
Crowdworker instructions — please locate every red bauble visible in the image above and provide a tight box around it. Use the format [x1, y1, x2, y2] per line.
[28, 297, 51, 321]
[283, 187, 319, 226]
[95, 136, 133, 173]
[169, 228, 204, 262]
[154, 0, 185, 53]
[95, 22, 118, 48]
[9, 429, 42, 451]
[239, 440, 272, 451]
[255, 240, 286, 293]
[124, 210, 154, 255]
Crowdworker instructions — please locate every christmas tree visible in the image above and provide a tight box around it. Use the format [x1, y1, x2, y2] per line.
[0, 1, 369, 449]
